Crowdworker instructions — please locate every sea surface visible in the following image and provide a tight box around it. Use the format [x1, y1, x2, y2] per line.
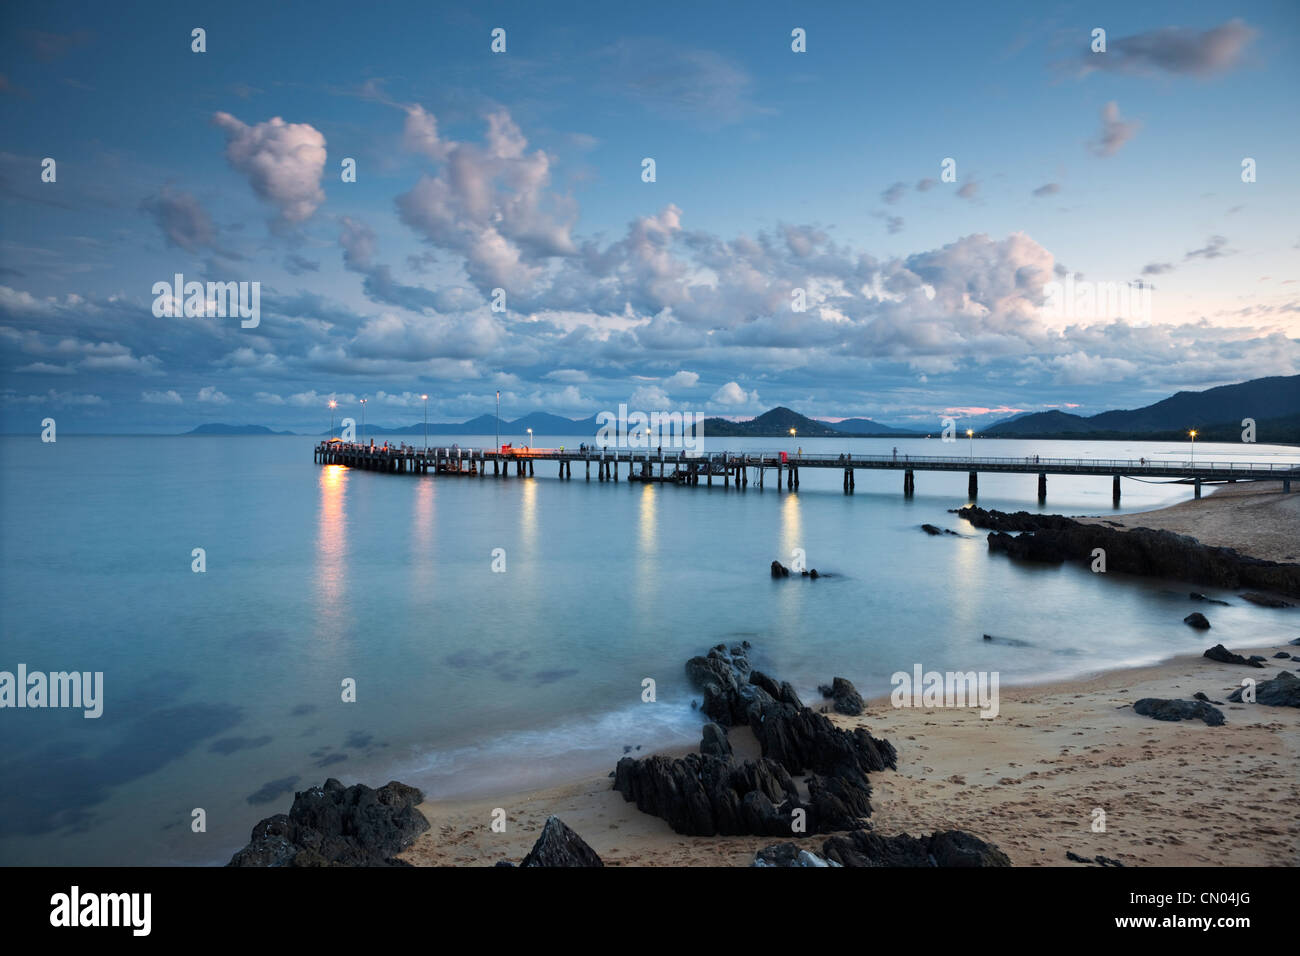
[1, 433, 1298, 866]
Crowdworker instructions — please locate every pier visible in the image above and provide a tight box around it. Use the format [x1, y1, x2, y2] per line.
[314, 442, 1299, 503]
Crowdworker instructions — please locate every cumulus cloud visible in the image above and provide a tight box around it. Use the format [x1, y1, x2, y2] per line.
[1089, 102, 1141, 157]
[711, 381, 758, 406]
[629, 384, 671, 408]
[396, 109, 577, 293]
[142, 389, 183, 404]
[212, 112, 327, 224]
[197, 386, 230, 404]
[666, 370, 699, 388]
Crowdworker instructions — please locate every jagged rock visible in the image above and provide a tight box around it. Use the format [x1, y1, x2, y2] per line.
[770, 560, 790, 578]
[1183, 612, 1211, 629]
[700, 722, 732, 759]
[1239, 592, 1294, 608]
[821, 829, 1011, 867]
[1228, 670, 1300, 707]
[808, 569, 820, 579]
[1133, 698, 1225, 726]
[519, 816, 603, 867]
[956, 506, 1300, 597]
[921, 524, 943, 536]
[821, 676, 864, 716]
[753, 843, 839, 867]
[614, 645, 896, 837]
[1204, 643, 1265, 667]
[1190, 593, 1231, 606]
[227, 778, 429, 867]
[1274, 652, 1291, 659]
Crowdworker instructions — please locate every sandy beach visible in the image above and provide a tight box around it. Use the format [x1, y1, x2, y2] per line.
[1078, 479, 1300, 564]
[403, 482, 1300, 867]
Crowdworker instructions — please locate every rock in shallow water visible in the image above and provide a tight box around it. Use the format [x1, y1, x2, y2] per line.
[1183, 612, 1211, 629]
[227, 778, 429, 866]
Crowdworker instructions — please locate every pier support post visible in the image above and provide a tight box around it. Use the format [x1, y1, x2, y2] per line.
[586, 459, 590, 481]
[1284, 478, 1291, 493]
[774, 463, 779, 489]
[786, 465, 792, 490]
[904, 469, 914, 496]
[1038, 472, 1047, 503]
[968, 471, 978, 500]
[528, 459, 534, 477]
[1112, 474, 1121, 505]
[1194, 477, 1202, 498]
[843, 468, 850, 493]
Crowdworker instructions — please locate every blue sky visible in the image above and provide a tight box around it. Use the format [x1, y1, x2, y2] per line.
[1, 0, 1298, 432]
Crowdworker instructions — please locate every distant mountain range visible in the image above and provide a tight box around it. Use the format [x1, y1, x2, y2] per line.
[179, 374, 1300, 444]
[983, 375, 1300, 442]
[184, 423, 297, 435]
[703, 407, 919, 438]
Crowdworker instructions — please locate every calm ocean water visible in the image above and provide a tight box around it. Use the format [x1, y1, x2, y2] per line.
[2, 433, 1298, 865]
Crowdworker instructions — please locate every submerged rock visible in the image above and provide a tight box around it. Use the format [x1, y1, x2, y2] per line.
[519, 816, 603, 867]
[1190, 592, 1231, 606]
[1239, 592, 1294, 608]
[770, 560, 790, 578]
[227, 778, 429, 867]
[1183, 612, 1211, 629]
[1133, 697, 1225, 726]
[1204, 643, 1265, 667]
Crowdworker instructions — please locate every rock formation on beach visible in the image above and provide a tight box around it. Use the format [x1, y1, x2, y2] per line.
[614, 642, 896, 837]
[227, 778, 429, 866]
[1203, 643, 1265, 667]
[953, 506, 1300, 597]
[1228, 670, 1300, 707]
[1133, 697, 1226, 726]
[518, 816, 604, 867]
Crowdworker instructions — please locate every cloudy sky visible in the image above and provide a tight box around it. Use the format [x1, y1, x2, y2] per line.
[1, 1, 1298, 433]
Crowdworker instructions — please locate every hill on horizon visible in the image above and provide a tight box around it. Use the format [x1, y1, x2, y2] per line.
[985, 374, 1300, 441]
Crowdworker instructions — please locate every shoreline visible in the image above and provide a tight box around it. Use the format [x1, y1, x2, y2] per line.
[398, 483, 1299, 867]
[402, 641, 1299, 866]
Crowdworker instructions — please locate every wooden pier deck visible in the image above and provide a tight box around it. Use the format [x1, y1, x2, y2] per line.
[314, 441, 1299, 503]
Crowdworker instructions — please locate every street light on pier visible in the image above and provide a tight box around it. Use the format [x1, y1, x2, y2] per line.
[421, 394, 428, 452]
[526, 427, 533, 449]
[328, 399, 337, 439]
[967, 428, 974, 458]
[360, 398, 367, 446]
[1189, 429, 1197, 466]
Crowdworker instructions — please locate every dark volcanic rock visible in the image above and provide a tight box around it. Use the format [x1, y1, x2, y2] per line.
[1183, 612, 1211, 629]
[1239, 591, 1295, 608]
[770, 560, 790, 578]
[1204, 643, 1265, 667]
[615, 645, 896, 837]
[954, 506, 1300, 596]
[519, 816, 603, 867]
[1228, 670, 1300, 707]
[753, 843, 837, 867]
[822, 829, 1011, 867]
[822, 676, 864, 716]
[227, 778, 429, 866]
[1133, 697, 1225, 726]
[700, 722, 732, 759]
